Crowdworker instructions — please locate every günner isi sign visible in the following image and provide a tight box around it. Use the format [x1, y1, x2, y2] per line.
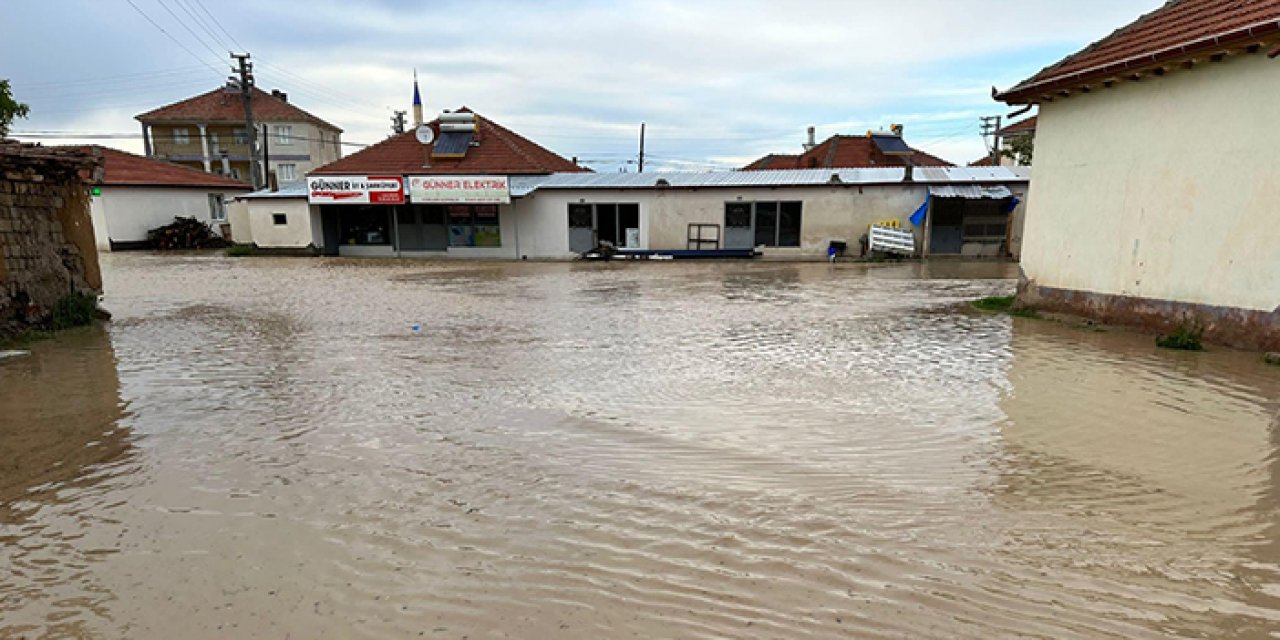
[409, 176, 510, 204]
[307, 176, 405, 205]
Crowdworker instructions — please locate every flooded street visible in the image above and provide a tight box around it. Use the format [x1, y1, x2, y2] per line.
[3, 254, 1280, 639]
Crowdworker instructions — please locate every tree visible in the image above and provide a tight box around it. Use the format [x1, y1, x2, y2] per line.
[1001, 133, 1033, 166]
[0, 79, 31, 139]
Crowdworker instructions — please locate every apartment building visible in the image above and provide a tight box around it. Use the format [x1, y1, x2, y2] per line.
[136, 84, 343, 185]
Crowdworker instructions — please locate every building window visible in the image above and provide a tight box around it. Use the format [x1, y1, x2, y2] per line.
[565, 203, 640, 247]
[234, 128, 249, 145]
[272, 213, 288, 226]
[277, 163, 296, 182]
[173, 128, 190, 145]
[447, 204, 501, 247]
[229, 167, 242, 180]
[339, 206, 391, 245]
[208, 194, 226, 221]
[724, 201, 802, 247]
[275, 125, 293, 145]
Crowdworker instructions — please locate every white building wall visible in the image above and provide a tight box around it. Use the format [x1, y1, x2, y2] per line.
[1022, 53, 1280, 312]
[90, 186, 246, 250]
[245, 199, 320, 248]
[512, 184, 935, 258]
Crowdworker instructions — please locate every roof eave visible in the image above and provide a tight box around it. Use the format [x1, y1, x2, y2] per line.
[996, 20, 1280, 104]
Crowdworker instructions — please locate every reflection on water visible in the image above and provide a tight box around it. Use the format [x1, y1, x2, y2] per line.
[1, 253, 1278, 638]
[0, 327, 131, 637]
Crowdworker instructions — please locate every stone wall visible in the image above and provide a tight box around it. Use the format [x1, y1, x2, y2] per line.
[0, 143, 103, 338]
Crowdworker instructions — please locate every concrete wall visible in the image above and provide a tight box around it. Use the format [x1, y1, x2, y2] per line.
[1022, 52, 1280, 314]
[90, 186, 246, 249]
[245, 199, 320, 248]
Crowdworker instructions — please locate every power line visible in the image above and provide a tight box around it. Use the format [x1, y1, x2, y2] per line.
[173, 0, 233, 53]
[122, 0, 224, 77]
[16, 65, 209, 89]
[12, 130, 371, 148]
[191, 0, 245, 52]
[154, 0, 226, 63]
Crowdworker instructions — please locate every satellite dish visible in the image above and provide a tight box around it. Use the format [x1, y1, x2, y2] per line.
[415, 125, 435, 145]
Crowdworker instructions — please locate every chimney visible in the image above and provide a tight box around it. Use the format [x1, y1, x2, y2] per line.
[803, 126, 816, 151]
[271, 89, 288, 102]
[903, 160, 914, 182]
[890, 123, 903, 137]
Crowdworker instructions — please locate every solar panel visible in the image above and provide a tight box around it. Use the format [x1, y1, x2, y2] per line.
[871, 134, 913, 156]
[432, 131, 473, 158]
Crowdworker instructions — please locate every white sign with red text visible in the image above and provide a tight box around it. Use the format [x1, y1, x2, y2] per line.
[409, 175, 510, 204]
[307, 175, 405, 205]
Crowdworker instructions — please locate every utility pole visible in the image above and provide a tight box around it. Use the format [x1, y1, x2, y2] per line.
[232, 52, 262, 189]
[392, 110, 407, 135]
[261, 123, 272, 190]
[638, 122, 646, 173]
[980, 115, 1002, 166]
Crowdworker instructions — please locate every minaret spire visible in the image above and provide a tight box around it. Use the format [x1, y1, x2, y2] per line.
[412, 69, 424, 127]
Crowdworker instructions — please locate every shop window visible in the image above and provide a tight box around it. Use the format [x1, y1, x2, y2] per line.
[272, 213, 288, 226]
[564, 203, 641, 246]
[447, 204, 501, 247]
[725, 201, 801, 247]
[339, 206, 391, 245]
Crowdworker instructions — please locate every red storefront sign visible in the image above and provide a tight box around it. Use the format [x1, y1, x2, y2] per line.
[307, 175, 405, 205]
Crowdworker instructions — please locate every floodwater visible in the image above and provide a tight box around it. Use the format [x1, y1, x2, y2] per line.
[2, 254, 1279, 639]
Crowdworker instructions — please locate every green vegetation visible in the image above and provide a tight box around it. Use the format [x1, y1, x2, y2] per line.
[1, 328, 54, 349]
[224, 244, 257, 256]
[1156, 318, 1204, 351]
[0, 79, 30, 138]
[973, 295, 1040, 318]
[50, 291, 97, 330]
[1001, 133, 1033, 166]
[973, 295, 1015, 312]
[1264, 352, 1280, 366]
[1, 293, 99, 349]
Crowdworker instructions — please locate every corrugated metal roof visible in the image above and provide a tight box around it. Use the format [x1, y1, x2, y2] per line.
[240, 168, 1031, 200]
[511, 166, 1028, 197]
[929, 185, 1014, 199]
[236, 181, 309, 199]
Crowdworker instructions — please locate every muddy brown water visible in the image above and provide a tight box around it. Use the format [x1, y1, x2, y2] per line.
[3, 254, 1279, 639]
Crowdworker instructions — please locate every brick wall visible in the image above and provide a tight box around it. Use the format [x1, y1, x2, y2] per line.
[0, 144, 102, 338]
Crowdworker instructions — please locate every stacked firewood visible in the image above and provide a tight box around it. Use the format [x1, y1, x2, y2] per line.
[146, 216, 226, 250]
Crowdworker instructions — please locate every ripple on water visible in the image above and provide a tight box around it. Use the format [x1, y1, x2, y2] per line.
[2, 254, 1279, 639]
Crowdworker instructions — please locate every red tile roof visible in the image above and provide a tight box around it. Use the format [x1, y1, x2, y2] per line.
[310, 109, 588, 176]
[997, 116, 1037, 136]
[968, 155, 997, 167]
[136, 86, 342, 132]
[742, 154, 801, 170]
[76, 146, 251, 189]
[742, 134, 952, 171]
[998, 0, 1280, 103]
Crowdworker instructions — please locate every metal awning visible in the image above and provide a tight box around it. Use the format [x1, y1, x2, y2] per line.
[928, 185, 1013, 199]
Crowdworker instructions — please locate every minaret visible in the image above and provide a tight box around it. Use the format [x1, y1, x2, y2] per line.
[412, 69, 424, 127]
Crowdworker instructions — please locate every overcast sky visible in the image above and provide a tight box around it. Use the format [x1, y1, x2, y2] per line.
[4, 0, 1157, 171]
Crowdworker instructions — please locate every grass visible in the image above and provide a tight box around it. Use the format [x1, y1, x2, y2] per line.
[1156, 318, 1205, 351]
[973, 295, 1040, 318]
[224, 244, 256, 257]
[0, 328, 55, 350]
[1, 292, 99, 349]
[50, 291, 97, 330]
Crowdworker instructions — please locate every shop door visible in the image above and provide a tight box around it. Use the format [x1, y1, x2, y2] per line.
[724, 202, 753, 249]
[568, 204, 594, 253]
[419, 205, 448, 250]
[929, 199, 964, 254]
